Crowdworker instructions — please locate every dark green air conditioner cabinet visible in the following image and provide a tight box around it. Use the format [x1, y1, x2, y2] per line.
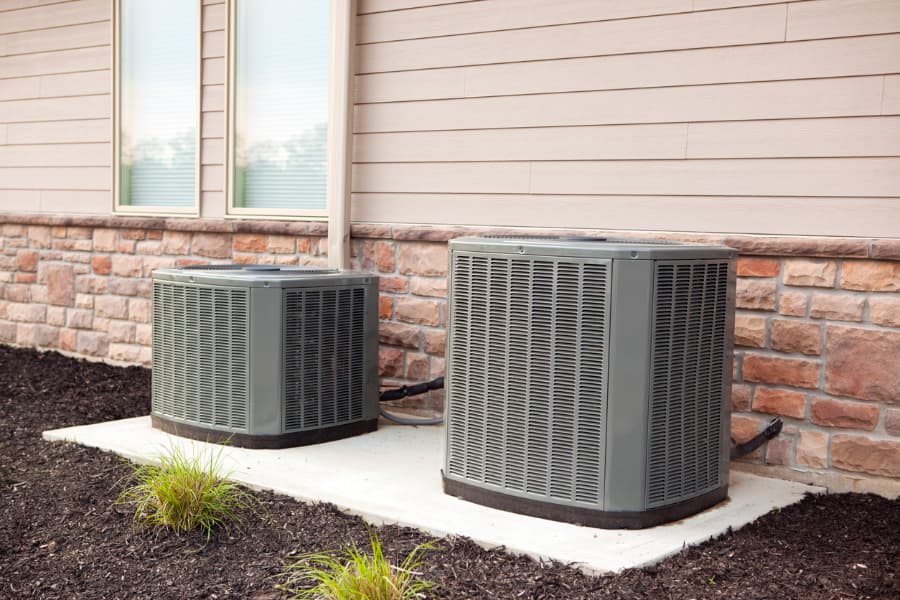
[150, 266, 379, 448]
[443, 237, 736, 528]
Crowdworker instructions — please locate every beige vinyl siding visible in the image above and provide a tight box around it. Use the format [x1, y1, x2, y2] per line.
[0, 0, 111, 215]
[352, 0, 900, 237]
[200, 0, 225, 216]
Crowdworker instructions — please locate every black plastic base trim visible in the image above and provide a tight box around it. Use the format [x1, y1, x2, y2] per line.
[442, 475, 729, 529]
[151, 415, 378, 449]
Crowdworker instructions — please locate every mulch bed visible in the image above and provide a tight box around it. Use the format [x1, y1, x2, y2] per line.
[1, 345, 897, 599]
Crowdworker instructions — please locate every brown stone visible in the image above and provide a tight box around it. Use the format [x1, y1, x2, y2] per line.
[75, 276, 107, 294]
[52, 238, 92, 251]
[111, 255, 142, 277]
[405, 352, 429, 381]
[379, 347, 403, 377]
[410, 277, 448, 298]
[872, 239, 900, 260]
[796, 431, 829, 468]
[734, 314, 766, 348]
[730, 415, 763, 460]
[869, 297, 900, 328]
[115, 239, 135, 254]
[810, 397, 879, 431]
[350, 223, 392, 239]
[192, 233, 232, 258]
[296, 238, 311, 254]
[51, 226, 66, 238]
[379, 276, 408, 293]
[778, 291, 808, 317]
[162, 231, 191, 255]
[722, 235, 868, 258]
[770, 320, 821, 355]
[764, 436, 793, 466]
[809, 293, 864, 322]
[782, 259, 837, 288]
[6, 285, 28, 303]
[885, 409, 900, 436]
[14, 273, 36, 284]
[119, 228, 145, 241]
[267, 234, 295, 254]
[742, 354, 819, 389]
[95, 296, 128, 319]
[58, 328, 76, 352]
[378, 322, 420, 349]
[147, 230, 163, 240]
[736, 257, 779, 278]
[735, 279, 776, 311]
[431, 356, 446, 377]
[423, 329, 447, 356]
[17, 324, 59, 348]
[233, 234, 266, 253]
[397, 243, 448, 277]
[76, 331, 108, 357]
[42, 264, 74, 306]
[16, 250, 37, 272]
[375, 241, 395, 273]
[91, 255, 111, 275]
[831, 434, 900, 478]
[395, 297, 440, 326]
[825, 326, 900, 404]
[751, 387, 807, 419]
[841, 260, 900, 292]
[378, 296, 392, 320]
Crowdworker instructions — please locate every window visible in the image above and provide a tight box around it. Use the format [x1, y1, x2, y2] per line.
[114, 0, 199, 212]
[229, 0, 330, 216]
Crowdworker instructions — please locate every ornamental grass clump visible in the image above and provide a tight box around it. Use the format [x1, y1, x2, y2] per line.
[116, 444, 255, 541]
[277, 531, 434, 600]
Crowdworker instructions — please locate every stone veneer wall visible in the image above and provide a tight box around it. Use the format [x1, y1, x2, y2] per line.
[1, 214, 898, 494]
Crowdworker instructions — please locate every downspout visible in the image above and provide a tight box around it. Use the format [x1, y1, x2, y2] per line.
[327, 0, 355, 269]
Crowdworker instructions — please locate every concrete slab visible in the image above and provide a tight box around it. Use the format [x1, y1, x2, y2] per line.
[44, 417, 822, 574]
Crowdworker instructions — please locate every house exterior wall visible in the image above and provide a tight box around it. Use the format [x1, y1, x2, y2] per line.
[0, 0, 898, 493]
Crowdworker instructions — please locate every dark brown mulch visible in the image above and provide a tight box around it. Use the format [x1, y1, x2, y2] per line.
[0, 345, 897, 599]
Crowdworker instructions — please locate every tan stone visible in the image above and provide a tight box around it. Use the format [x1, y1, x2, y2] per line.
[809, 293, 864, 322]
[267, 234, 295, 254]
[17, 324, 58, 347]
[91, 255, 111, 275]
[765, 436, 793, 466]
[722, 236, 867, 258]
[135, 240, 163, 256]
[111, 255, 142, 277]
[825, 326, 900, 404]
[46, 306, 66, 327]
[394, 297, 440, 326]
[109, 278, 140, 296]
[95, 296, 128, 319]
[52, 238, 92, 252]
[743, 354, 819, 389]
[233, 234, 266, 253]
[872, 239, 900, 260]
[770, 320, 821, 355]
[841, 260, 900, 292]
[129, 298, 151, 323]
[885, 409, 900, 436]
[378, 322, 420, 349]
[796, 431, 829, 469]
[410, 277, 448, 298]
[109, 343, 142, 363]
[119, 228, 145, 241]
[192, 233, 232, 258]
[736, 257, 779, 278]
[66, 309, 93, 329]
[6, 285, 28, 303]
[1, 224, 25, 237]
[431, 356, 446, 377]
[7, 302, 45, 323]
[379, 347, 403, 377]
[783, 259, 836, 288]
[397, 243, 448, 277]
[108, 320, 136, 343]
[135, 324, 152, 346]
[831, 434, 900, 478]
[115, 239, 135, 254]
[752, 387, 807, 419]
[76, 331, 108, 357]
[735, 279, 776, 311]
[27, 226, 52, 248]
[162, 231, 191, 255]
[810, 397, 879, 431]
[92, 229, 117, 252]
[58, 328, 76, 352]
[730, 415, 763, 460]
[142, 256, 176, 277]
[869, 297, 900, 328]
[16, 250, 37, 272]
[423, 329, 446, 356]
[734, 314, 766, 348]
[405, 352, 429, 380]
[0, 322, 16, 343]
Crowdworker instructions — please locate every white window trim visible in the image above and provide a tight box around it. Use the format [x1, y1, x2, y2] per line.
[224, 0, 354, 225]
[112, 0, 201, 217]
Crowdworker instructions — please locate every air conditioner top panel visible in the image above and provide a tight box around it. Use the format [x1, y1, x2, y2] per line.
[151, 265, 377, 288]
[450, 236, 736, 261]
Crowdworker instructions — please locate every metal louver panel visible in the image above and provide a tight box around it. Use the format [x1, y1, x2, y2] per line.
[446, 252, 611, 506]
[283, 287, 366, 432]
[647, 261, 729, 508]
[151, 281, 249, 431]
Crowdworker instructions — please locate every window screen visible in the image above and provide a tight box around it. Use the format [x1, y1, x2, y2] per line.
[118, 0, 198, 208]
[232, 1, 330, 212]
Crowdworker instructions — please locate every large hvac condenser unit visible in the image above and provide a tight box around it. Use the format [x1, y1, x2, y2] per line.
[151, 265, 379, 448]
[443, 237, 736, 528]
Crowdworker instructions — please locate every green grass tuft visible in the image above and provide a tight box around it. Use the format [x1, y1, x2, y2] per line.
[277, 530, 434, 600]
[116, 443, 255, 541]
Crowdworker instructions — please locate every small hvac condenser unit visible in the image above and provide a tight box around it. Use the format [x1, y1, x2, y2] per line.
[443, 237, 736, 528]
[151, 265, 379, 448]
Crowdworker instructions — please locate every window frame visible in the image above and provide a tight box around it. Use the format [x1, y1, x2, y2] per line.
[225, 0, 349, 220]
[112, 0, 202, 217]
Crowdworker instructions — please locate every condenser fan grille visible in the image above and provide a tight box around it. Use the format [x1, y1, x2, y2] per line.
[283, 287, 367, 431]
[647, 260, 729, 508]
[152, 282, 250, 430]
[446, 252, 611, 505]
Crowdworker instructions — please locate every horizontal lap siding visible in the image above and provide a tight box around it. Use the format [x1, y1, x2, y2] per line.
[0, 0, 111, 214]
[352, 0, 900, 237]
[200, 1, 225, 217]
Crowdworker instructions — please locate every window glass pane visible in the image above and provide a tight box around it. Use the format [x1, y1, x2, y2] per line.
[234, 0, 329, 211]
[119, 0, 197, 207]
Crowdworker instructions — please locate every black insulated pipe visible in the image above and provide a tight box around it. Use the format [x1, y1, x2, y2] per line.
[730, 417, 783, 459]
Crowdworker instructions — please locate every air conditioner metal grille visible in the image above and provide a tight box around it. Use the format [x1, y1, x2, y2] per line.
[446, 252, 610, 505]
[151, 281, 249, 430]
[647, 261, 729, 508]
[283, 287, 366, 432]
